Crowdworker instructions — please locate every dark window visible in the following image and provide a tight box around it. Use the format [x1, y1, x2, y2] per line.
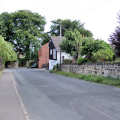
[49, 48, 57, 60]
[62, 56, 64, 62]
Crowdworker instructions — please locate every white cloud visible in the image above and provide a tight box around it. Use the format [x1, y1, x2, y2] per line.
[0, 0, 120, 41]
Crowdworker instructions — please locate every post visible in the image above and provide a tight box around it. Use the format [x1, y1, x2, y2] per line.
[59, 24, 62, 70]
[60, 24, 62, 38]
[60, 49, 61, 70]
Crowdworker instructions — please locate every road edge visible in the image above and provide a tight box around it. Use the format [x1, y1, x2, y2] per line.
[11, 72, 31, 120]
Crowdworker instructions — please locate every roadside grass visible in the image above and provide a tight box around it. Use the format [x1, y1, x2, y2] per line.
[51, 70, 120, 87]
[0, 70, 2, 79]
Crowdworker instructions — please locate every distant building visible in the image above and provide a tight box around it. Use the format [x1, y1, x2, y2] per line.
[38, 36, 73, 70]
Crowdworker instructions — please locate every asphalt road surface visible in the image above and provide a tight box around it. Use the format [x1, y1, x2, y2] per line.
[11, 68, 120, 120]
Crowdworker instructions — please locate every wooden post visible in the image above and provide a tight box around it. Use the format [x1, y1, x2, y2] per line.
[60, 49, 61, 70]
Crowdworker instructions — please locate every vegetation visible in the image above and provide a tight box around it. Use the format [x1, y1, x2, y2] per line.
[0, 10, 46, 60]
[81, 38, 114, 62]
[0, 36, 17, 64]
[0, 71, 2, 79]
[77, 57, 87, 64]
[52, 71, 120, 87]
[60, 29, 90, 58]
[0, 10, 116, 67]
[63, 59, 73, 64]
[49, 19, 93, 37]
[109, 13, 120, 57]
[41, 33, 51, 45]
[61, 29, 114, 62]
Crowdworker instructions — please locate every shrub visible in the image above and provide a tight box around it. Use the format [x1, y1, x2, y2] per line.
[53, 64, 59, 71]
[77, 57, 87, 65]
[63, 59, 72, 64]
[0, 36, 17, 64]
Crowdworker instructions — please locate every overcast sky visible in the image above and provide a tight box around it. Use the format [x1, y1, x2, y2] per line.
[0, 0, 120, 41]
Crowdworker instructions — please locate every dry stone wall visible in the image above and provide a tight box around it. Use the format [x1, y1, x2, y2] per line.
[61, 64, 120, 79]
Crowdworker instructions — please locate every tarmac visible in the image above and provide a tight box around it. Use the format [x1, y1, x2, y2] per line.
[0, 70, 26, 120]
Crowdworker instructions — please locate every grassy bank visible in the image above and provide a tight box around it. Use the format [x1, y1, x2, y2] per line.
[51, 71, 120, 87]
[0, 70, 2, 79]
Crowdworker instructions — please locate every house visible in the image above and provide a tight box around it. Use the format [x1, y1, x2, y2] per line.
[38, 36, 73, 70]
[38, 43, 49, 68]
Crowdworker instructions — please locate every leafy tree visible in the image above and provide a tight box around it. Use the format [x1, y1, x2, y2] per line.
[41, 33, 51, 45]
[49, 19, 93, 37]
[110, 28, 120, 56]
[60, 29, 86, 59]
[93, 49, 114, 61]
[61, 30, 114, 62]
[109, 14, 120, 56]
[82, 38, 114, 62]
[0, 36, 17, 63]
[0, 10, 46, 59]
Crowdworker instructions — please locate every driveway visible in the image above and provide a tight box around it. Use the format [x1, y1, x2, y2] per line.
[10, 68, 120, 120]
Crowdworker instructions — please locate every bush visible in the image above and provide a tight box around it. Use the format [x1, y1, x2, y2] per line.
[93, 49, 114, 62]
[63, 59, 72, 64]
[0, 36, 17, 63]
[53, 64, 59, 71]
[77, 57, 87, 65]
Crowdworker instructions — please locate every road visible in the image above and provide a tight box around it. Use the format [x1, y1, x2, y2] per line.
[11, 68, 120, 120]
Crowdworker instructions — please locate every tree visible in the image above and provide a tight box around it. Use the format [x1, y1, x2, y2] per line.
[60, 29, 86, 59]
[0, 10, 46, 59]
[0, 36, 17, 64]
[61, 30, 114, 62]
[41, 33, 51, 45]
[82, 38, 114, 62]
[109, 14, 120, 56]
[110, 28, 120, 56]
[93, 49, 114, 61]
[49, 19, 93, 37]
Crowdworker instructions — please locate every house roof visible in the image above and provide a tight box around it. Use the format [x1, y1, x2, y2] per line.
[51, 36, 64, 51]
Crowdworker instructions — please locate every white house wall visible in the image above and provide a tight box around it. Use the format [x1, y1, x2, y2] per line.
[49, 52, 73, 70]
[49, 60, 58, 70]
[57, 52, 73, 64]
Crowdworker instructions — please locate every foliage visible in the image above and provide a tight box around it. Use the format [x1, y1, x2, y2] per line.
[53, 71, 120, 87]
[63, 59, 73, 64]
[61, 30, 114, 62]
[0, 36, 17, 63]
[109, 14, 120, 56]
[93, 49, 114, 61]
[41, 33, 51, 45]
[49, 19, 93, 37]
[60, 37, 74, 55]
[0, 10, 46, 59]
[60, 29, 85, 59]
[82, 39, 114, 62]
[71, 29, 84, 58]
[77, 57, 87, 65]
[53, 64, 59, 71]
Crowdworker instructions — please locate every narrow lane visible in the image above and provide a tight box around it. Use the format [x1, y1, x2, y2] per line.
[12, 68, 120, 120]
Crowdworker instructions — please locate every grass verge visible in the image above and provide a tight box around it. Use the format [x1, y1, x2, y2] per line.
[51, 70, 120, 87]
[0, 70, 2, 79]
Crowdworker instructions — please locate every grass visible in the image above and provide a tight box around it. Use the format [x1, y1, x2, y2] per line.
[0, 70, 2, 79]
[51, 70, 120, 87]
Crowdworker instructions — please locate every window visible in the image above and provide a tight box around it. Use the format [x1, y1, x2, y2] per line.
[50, 49, 53, 55]
[62, 56, 64, 62]
[53, 49, 57, 60]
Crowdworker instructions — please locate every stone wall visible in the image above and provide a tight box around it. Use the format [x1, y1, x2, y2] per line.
[61, 64, 120, 78]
